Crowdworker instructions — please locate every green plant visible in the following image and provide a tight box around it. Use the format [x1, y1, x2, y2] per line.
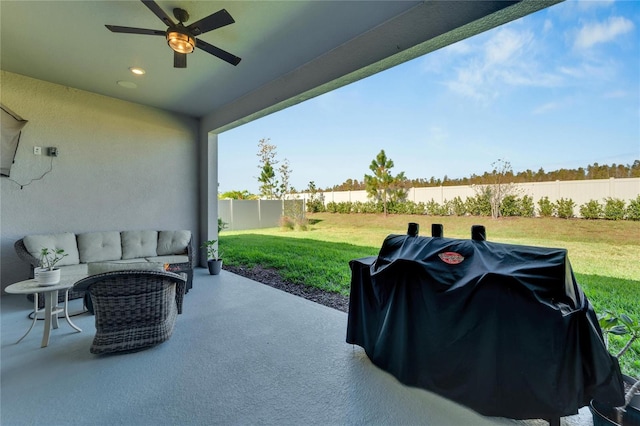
[519, 195, 535, 217]
[604, 197, 626, 221]
[451, 196, 467, 216]
[218, 217, 228, 233]
[537, 196, 554, 217]
[201, 240, 221, 260]
[556, 197, 575, 219]
[499, 195, 520, 217]
[38, 248, 68, 270]
[626, 196, 640, 221]
[597, 311, 640, 423]
[580, 200, 603, 219]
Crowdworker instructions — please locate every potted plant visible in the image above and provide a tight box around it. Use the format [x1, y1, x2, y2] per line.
[36, 247, 68, 285]
[590, 311, 640, 426]
[202, 239, 222, 275]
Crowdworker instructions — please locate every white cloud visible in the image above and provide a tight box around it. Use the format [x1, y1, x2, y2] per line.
[444, 27, 563, 102]
[574, 16, 634, 49]
[543, 19, 553, 33]
[532, 102, 561, 115]
[484, 28, 531, 65]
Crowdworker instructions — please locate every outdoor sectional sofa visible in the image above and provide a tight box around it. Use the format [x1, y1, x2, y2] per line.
[14, 230, 193, 309]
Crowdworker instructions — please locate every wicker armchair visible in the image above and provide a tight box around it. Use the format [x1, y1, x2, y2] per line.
[73, 270, 186, 355]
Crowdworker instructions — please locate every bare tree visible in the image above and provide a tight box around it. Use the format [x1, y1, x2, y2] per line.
[487, 159, 519, 219]
[256, 138, 293, 200]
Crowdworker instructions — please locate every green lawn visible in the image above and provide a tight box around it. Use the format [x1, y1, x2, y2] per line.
[221, 212, 640, 376]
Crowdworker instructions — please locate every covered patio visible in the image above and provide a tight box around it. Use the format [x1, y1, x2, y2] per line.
[1, 268, 591, 425]
[2, 1, 585, 424]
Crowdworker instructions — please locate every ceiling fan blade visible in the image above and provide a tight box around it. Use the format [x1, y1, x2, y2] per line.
[105, 25, 165, 36]
[196, 39, 241, 66]
[174, 52, 187, 69]
[187, 9, 235, 36]
[141, 0, 175, 27]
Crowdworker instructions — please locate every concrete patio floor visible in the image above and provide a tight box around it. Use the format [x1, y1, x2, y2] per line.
[1, 268, 593, 425]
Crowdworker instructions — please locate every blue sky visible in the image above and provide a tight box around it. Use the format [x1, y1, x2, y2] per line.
[219, 0, 639, 194]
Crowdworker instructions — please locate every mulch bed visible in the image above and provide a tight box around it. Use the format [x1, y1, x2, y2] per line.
[223, 265, 349, 313]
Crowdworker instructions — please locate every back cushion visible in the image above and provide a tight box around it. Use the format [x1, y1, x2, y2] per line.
[23, 233, 80, 266]
[157, 230, 191, 255]
[121, 230, 158, 259]
[88, 261, 165, 275]
[77, 231, 122, 263]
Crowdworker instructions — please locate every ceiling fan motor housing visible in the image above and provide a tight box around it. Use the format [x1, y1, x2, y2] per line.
[173, 8, 189, 23]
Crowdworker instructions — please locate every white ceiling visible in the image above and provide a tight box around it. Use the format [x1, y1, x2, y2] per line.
[0, 1, 560, 132]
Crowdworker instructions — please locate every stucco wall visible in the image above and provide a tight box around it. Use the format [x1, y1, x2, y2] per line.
[0, 71, 199, 291]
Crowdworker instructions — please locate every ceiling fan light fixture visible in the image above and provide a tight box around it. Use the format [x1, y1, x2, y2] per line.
[166, 28, 195, 54]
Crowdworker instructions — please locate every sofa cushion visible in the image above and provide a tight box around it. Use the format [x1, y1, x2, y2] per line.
[146, 255, 189, 265]
[77, 231, 122, 263]
[88, 261, 165, 275]
[23, 233, 80, 266]
[121, 230, 158, 260]
[58, 263, 89, 276]
[157, 230, 191, 256]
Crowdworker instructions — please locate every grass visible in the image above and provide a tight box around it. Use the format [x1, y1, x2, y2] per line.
[222, 212, 640, 376]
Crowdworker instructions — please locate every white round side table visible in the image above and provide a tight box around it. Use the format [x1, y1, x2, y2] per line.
[5, 278, 84, 348]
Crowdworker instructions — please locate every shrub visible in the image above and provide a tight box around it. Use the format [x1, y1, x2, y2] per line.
[306, 198, 325, 213]
[626, 195, 640, 220]
[604, 197, 626, 220]
[295, 216, 309, 231]
[537, 196, 554, 217]
[424, 199, 441, 215]
[451, 196, 467, 216]
[466, 193, 491, 216]
[580, 200, 603, 219]
[279, 216, 295, 230]
[500, 195, 520, 217]
[556, 198, 575, 219]
[520, 195, 535, 217]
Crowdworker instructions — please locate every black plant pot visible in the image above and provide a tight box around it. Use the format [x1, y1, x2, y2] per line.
[590, 375, 640, 426]
[591, 400, 622, 426]
[623, 375, 640, 426]
[207, 259, 223, 275]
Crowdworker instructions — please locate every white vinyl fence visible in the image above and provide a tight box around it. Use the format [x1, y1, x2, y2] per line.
[218, 199, 305, 231]
[294, 177, 640, 209]
[221, 179, 639, 230]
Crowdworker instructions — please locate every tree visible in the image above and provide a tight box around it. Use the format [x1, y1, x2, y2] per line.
[276, 158, 293, 199]
[256, 138, 293, 200]
[219, 190, 257, 200]
[485, 158, 519, 219]
[258, 161, 278, 199]
[364, 150, 407, 216]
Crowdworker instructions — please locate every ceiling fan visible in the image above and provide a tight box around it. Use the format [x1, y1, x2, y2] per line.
[105, 0, 241, 69]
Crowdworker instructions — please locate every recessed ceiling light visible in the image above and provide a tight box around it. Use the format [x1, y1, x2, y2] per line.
[117, 81, 138, 89]
[129, 67, 146, 75]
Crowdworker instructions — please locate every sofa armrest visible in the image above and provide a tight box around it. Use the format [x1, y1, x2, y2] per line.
[14, 239, 41, 274]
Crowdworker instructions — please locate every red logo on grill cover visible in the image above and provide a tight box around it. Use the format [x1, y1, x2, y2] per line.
[438, 252, 464, 265]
